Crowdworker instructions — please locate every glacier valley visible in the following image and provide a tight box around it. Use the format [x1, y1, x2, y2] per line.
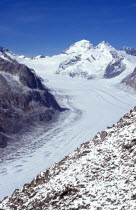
[0, 72, 135, 200]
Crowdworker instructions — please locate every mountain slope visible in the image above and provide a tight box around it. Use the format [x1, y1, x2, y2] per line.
[1, 106, 136, 209]
[0, 58, 62, 148]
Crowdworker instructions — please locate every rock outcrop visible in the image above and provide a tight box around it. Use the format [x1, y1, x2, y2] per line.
[121, 46, 136, 56]
[1, 106, 136, 209]
[121, 68, 136, 90]
[0, 58, 62, 148]
[104, 58, 126, 78]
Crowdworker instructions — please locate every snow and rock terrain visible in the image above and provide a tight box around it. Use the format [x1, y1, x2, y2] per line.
[0, 73, 136, 202]
[0, 41, 136, 204]
[0, 57, 62, 148]
[122, 68, 136, 90]
[121, 46, 136, 56]
[0, 40, 136, 81]
[1, 105, 136, 209]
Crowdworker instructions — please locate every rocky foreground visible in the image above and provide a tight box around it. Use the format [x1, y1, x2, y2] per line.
[0, 106, 136, 209]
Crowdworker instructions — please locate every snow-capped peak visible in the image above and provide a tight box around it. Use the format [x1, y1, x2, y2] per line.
[0, 46, 16, 62]
[96, 41, 114, 51]
[64, 40, 94, 54]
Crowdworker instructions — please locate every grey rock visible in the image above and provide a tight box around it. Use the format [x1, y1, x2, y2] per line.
[121, 68, 136, 89]
[104, 58, 126, 78]
[0, 58, 44, 89]
[100, 131, 107, 140]
[121, 47, 136, 56]
[0, 133, 8, 148]
[110, 51, 120, 59]
[0, 58, 62, 148]
[57, 55, 81, 72]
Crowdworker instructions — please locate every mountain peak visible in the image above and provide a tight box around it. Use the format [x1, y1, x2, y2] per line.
[0, 46, 16, 62]
[100, 40, 110, 45]
[0, 46, 9, 53]
[96, 41, 114, 51]
[97, 41, 111, 47]
[64, 40, 94, 54]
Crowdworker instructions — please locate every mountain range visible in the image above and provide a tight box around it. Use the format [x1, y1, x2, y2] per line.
[0, 40, 136, 88]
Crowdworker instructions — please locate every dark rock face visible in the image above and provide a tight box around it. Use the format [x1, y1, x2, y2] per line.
[0, 58, 45, 89]
[0, 58, 62, 148]
[121, 47, 136, 56]
[121, 68, 136, 89]
[0, 133, 8, 148]
[104, 58, 126, 78]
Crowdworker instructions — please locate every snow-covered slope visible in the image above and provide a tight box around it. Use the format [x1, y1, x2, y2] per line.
[1, 106, 136, 209]
[0, 40, 136, 81]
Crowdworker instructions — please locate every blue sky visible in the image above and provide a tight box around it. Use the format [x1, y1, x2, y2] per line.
[0, 0, 136, 56]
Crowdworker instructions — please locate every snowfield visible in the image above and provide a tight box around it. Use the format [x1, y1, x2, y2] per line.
[0, 72, 136, 201]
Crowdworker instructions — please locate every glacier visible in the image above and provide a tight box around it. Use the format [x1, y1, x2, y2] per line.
[0, 73, 135, 200]
[0, 40, 136, 200]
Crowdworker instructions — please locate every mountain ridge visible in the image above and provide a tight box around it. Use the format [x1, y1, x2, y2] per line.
[0, 40, 136, 87]
[0, 57, 62, 148]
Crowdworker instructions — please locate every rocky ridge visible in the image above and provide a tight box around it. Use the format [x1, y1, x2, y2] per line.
[1, 106, 136, 209]
[0, 58, 62, 148]
[121, 46, 136, 56]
